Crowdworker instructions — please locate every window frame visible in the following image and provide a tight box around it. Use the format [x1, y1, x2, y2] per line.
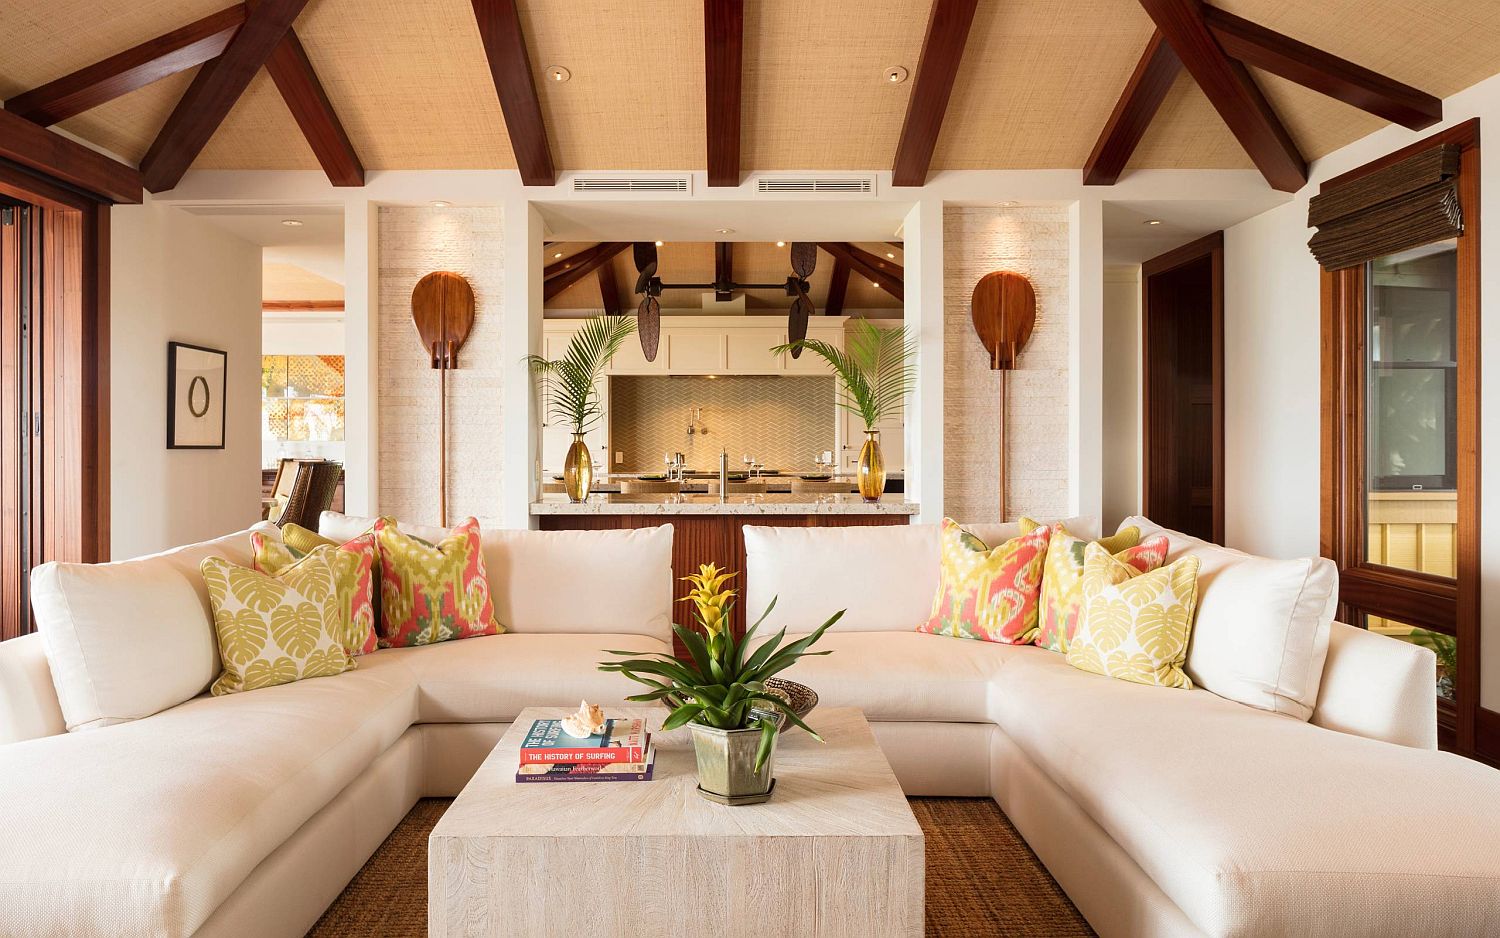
[1320, 119, 1481, 756]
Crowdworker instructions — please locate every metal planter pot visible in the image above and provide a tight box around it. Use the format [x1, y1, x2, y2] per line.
[689, 722, 777, 805]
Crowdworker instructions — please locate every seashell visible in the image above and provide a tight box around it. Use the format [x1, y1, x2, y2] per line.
[560, 700, 607, 738]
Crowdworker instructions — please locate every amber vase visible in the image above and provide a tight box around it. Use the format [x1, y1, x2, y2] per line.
[856, 429, 885, 503]
[563, 433, 593, 503]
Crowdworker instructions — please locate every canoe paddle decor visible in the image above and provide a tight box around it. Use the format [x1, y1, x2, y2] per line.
[411, 271, 476, 527]
[970, 270, 1037, 521]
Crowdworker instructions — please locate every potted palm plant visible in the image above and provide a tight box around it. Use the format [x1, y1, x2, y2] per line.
[526, 316, 635, 501]
[774, 319, 917, 501]
[600, 564, 843, 804]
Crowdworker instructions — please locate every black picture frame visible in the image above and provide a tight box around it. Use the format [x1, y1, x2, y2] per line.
[167, 341, 227, 450]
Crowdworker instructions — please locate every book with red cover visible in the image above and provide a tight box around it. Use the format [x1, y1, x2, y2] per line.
[519, 717, 649, 764]
[514, 748, 656, 783]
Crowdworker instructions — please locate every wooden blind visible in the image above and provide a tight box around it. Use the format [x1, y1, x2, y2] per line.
[1307, 144, 1462, 270]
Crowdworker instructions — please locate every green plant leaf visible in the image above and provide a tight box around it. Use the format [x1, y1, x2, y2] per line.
[754, 716, 779, 773]
[772, 321, 915, 429]
[662, 704, 704, 730]
[527, 316, 635, 433]
[673, 624, 714, 679]
[750, 694, 823, 742]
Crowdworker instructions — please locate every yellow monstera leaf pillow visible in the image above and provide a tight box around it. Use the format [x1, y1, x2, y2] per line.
[201, 547, 355, 696]
[1066, 541, 1200, 689]
[1019, 519, 1169, 653]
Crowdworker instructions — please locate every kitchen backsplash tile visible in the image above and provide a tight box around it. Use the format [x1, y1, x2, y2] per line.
[610, 376, 836, 472]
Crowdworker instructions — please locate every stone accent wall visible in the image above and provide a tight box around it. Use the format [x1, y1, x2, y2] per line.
[943, 205, 1071, 523]
[377, 206, 504, 527]
[609, 375, 836, 472]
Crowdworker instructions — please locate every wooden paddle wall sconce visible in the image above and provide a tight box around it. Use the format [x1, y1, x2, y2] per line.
[970, 271, 1036, 521]
[411, 271, 476, 527]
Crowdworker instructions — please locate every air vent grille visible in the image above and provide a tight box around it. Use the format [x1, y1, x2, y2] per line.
[571, 176, 691, 193]
[756, 176, 876, 194]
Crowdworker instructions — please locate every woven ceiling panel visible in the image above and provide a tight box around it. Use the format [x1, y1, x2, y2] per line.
[195, 71, 320, 170]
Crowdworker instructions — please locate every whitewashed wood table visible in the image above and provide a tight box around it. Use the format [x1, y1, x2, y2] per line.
[429, 706, 923, 938]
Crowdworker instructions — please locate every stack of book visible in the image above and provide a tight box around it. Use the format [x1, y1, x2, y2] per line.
[515, 716, 656, 783]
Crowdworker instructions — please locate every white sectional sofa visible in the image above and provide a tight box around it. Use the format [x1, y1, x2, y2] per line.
[1, 512, 1497, 937]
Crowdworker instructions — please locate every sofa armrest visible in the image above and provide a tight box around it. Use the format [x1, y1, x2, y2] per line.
[1310, 621, 1437, 749]
[0, 633, 65, 744]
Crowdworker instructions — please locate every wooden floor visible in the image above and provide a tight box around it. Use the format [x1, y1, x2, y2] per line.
[306, 796, 1095, 937]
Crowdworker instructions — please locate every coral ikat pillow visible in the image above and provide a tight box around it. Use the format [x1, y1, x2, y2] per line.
[918, 519, 1051, 644]
[251, 528, 379, 656]
[1024, 520, 1169, 653]
[374, 517, 503, 647]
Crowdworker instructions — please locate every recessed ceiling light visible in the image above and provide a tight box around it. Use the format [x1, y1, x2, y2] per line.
[655, 240, 665, 246]
[545, 65, 571, 83]
[885, 251, 895, 259]
[870, 280, 880, 288]
[1144, 219, 1163, 226]
[431, 200, 450, 208]
[714, 228, 734, 235]
[775, 240, 786, 247]
[280, 219, 303, 227]
[884, 66, 909, 84]
[553, 252, 563, 259]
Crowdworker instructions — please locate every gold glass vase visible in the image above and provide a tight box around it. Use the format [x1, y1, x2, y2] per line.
[856, 429, 885, 502]
[563, 433, 593, 502]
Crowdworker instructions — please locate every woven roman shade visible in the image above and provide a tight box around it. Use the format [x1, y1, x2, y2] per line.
[1307, 144, 1463, 270]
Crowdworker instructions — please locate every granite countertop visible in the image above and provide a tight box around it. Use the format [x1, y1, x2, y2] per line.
[530, 493, 919, 515]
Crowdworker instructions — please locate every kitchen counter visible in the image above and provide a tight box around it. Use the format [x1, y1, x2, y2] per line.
[530, 493, 918, 516]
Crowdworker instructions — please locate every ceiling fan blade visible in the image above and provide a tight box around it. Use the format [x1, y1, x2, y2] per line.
[787, 294, 812, 358]
[790, 242, 817, 280]
[638, 295, 661, 362]
[632, 242, 659, 295]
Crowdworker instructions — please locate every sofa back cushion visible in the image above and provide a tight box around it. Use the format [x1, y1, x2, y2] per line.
[0, 633, 65, 743]
[1312, 621, 1437, 749]
[1122, 516, 1337, 721]
[744, 518, 1100, 634]
[320, 514, 674, 642]
[31, 524, 274, 731]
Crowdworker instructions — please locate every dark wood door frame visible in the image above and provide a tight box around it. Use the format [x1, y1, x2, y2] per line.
[1320, 119, 1481, 756]
[1141, 231, 1225, 544]
[0, 161, 111, 640]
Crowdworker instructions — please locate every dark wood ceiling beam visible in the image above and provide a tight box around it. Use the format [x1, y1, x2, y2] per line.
[544, 242, 620, 281]
[714, 241, 734, 299]
[892, 0, 979, 187]
[544, 242, 629, 300]
[1083, 31, 1182, 186]
[0, 108, 142, 203]
[1202, 5, 1441, 130]
[140, 0, 310, 193]
[4, 5, 248, 126]
[597, 256, 622, 314]
[264, 28, 364, 186]
[703, 0, 744, 187]
[1136, 0, 1305, 192]
[818, 242, 904, 301]
[824, 259, 849, 316]
[471, 0, 555, 186]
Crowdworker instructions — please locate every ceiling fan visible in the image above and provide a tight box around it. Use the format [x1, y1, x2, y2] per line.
[629, 241, 819, 360]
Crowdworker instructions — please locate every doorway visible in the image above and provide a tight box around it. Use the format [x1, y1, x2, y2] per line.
[1141, 232, 1223, 543]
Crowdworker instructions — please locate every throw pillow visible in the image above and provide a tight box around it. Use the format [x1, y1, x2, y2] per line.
[374, 517, 503, 647]
[916, 519, 1051, 644]
[1067, 542, 1201, 689]
[282, 522, 339, 554]
[251, 529, 379, 656]
[201, 548, 354, 696]
[1023, 520, 1168, 653]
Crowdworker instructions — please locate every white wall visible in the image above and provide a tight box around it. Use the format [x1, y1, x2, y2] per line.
[1222, 71, 1500, 709]
[262, 315, 344, 355]
[1101, 266, 1141, 532]
[110, 196, 262, 559]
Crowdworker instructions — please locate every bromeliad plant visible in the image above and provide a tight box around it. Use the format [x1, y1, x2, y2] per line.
[600, 563, 844, 772]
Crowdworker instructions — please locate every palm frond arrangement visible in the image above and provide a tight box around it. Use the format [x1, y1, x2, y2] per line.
[526, 316, 635, 434]
[600, 564, 843, 772]
[772, 319, 917, 430]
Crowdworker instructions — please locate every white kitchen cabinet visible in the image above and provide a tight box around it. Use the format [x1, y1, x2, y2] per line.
[724, 327, 785, 373]
[665, 329, 726, 372]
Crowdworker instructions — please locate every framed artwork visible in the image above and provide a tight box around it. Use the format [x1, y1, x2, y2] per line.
[167, 341, 227, 449]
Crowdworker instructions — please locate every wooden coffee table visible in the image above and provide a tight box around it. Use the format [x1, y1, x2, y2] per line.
[429, 706, 923, 937]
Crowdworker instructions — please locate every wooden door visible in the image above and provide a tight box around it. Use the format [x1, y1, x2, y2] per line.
[1142, 232, 1224, 543]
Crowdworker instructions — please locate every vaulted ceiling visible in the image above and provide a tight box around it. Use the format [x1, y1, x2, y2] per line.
[2, 0, 1498, 190]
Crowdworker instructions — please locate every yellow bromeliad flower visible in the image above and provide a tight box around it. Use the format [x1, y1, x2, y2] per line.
[681, 563, 737, 636]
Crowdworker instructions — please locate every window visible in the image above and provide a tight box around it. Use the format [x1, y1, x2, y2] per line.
[261, 355, 345, 466]
[1318, 121, 1479, 756]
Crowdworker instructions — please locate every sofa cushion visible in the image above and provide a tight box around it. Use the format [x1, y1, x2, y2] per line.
[0, 633, 64, 744]
[375, 518, 503, 647]
[1124, 516, 1337, 721]
[917, 519, 1050, 644]
[31, 524, 277, 731]
[1066, 544, 1199, 689]
[389, 632, 671, 723]
[990, 651, 1500, 937]
[1031, 521, 1167, 653]
[252, 528, 379, 656]
[0, 653, 419, 937]
[779, 630, 1034, 722]
[322, 513, 674, 643]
